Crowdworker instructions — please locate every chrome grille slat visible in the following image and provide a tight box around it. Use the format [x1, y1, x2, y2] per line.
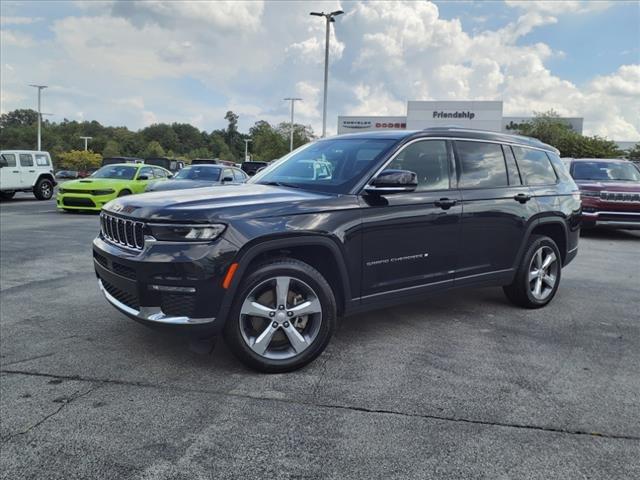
[600, 191, 640, 203]
[100, 212, 145, 251]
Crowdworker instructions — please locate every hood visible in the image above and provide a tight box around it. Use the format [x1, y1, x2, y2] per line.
[61, 178, 130, 190]
[104, 183, 338, 222]
[147, 179, 217, 192]
[575, 180, 640, 192]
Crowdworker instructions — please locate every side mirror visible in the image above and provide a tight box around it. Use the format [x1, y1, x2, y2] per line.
[222, 176, 234, 183]
[167, 174, 173, 179]
[365, 169, 418, 195]
[138, 175, 149, 180]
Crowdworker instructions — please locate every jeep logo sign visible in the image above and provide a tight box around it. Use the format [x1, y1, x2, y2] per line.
[433, 111, 476, 120]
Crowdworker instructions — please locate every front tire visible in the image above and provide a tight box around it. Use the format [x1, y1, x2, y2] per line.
[34, 178, 54, 200]
[224, 259, 337, 373]
[503, 235, 562, 308]
[118, 189, 131, 197]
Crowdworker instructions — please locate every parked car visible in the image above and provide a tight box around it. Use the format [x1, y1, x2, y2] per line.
[146, 165, 247, 192]
[144, 157, 184, 173]
[57, 163, 171, 212]
[56, 170, 79, 179]
[0, 150, 56, 200]
[93, 127, 580, 372]
[78, 168, 98, 178]
[241, 161, 269, 176]
[565, 158, 640, 229]
[191, 158, 218, 165]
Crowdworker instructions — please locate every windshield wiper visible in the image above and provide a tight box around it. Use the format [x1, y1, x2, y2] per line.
[260, 181, 302, 189]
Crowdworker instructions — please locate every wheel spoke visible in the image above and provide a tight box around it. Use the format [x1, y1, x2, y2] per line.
[528, 269, 539, 282]
[282, 325, 309, 353]
[252, 323, 278, 355]
[289, 297, 322, 317]
[533, 277, 543, 297]
[535, 249, 543, 268]
[542, 273, 556, 287]
[275, 277, 290, 308]
[241, 299, 274, 319]
[541, 251, 556, 270]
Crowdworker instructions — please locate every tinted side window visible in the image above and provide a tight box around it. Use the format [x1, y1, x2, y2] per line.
[19, 154, 34, 167]
[456, 141, 508, 189]
[385, 140, 450, 191]
[502, 145, 522, 186]
[1, 154, 17, 167]
[233, 169, 246, 182]
[35, 154, 50, 166]
[138, 167, 154, 179]
[153, 167, 167, 178]
[513, 147, 558, 185]
[545, 152, 573, 183]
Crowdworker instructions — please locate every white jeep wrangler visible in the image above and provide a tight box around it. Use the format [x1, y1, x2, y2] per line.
[0, 150, 57, 200]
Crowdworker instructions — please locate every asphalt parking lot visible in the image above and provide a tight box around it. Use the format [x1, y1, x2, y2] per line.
[1, 193, 639, 479]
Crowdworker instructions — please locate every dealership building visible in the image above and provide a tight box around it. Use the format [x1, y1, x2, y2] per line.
[337, 100, 584, 136]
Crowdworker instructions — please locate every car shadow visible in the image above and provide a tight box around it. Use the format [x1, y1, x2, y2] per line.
[580, 228, 640, 241]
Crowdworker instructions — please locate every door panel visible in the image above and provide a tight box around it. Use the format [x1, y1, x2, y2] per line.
[19, 154, 36, 187]
[359, 139, 461, 300]
[0, 154, 21, 190]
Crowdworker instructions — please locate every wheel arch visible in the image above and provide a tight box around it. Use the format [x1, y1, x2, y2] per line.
[218, 235, 352, 325]
[34, 172, 55, 186]
[518, 216, 569, 267]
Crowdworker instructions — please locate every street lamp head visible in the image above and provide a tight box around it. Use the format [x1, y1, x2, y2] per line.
[310, 12, 324, 17]
[28, 84, 48, 89]
[330, 10, 344, 16]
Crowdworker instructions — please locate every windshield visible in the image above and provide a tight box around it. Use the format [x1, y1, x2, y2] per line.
[174, 166, 221, 181]
[91, 165, 137, 180]
[251, 138, 397, 193]
[573, 161, 640, 182]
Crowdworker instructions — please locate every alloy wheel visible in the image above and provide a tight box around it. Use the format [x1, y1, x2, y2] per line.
[239, 276, 323, 360]
[528, 246, 558, 300]
[41, 182, 52, 198]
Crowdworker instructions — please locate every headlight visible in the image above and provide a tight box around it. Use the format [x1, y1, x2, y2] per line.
[148, 223, 226, 242]
[579, 189, 600, 198]
[92, 189, 115, 195]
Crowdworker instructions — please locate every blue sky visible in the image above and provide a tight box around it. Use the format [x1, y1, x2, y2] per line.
[1, 1, 639, 139]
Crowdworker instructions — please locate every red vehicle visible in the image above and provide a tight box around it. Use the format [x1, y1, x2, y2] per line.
[565, 158, 640, 229]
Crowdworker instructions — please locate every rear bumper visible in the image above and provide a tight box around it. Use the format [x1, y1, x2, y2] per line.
[582, 211, 640, 230]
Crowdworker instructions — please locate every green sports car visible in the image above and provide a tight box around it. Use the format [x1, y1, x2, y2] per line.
[56, 163, 171, 212]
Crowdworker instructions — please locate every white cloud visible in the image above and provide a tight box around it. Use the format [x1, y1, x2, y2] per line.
[0, 16, 42, 25]
[0, 0, 636, 140]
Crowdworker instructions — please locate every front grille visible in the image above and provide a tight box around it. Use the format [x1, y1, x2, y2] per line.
[100, 212, 145, 250]
[63, 197, 95, 207]
[112, 261, 137, 280]
[600, 191, 640, 203]
[100, 277, 139, 310]
[160, 293, 196, 317]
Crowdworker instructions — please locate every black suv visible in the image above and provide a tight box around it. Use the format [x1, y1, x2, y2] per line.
[93, 128, 580, 372]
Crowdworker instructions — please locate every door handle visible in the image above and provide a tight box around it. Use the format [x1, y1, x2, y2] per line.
[434, 198, 457, 210]
[28, 170, 36, 173]
[514, 193, 532, 204]
[12, 170, 20, 173]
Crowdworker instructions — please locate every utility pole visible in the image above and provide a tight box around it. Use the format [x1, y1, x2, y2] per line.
[80, 136, 93, 151]
[29, 84, 48, 150]
[244, 139, 252, 162]
[310, 10, 343, 137]
[284, 97, 302, 151]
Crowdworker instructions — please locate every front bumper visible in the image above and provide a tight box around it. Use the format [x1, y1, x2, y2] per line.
[93, 234, 238, 333]
[581, 211, 640, 230]
[57, 192, 117, 211]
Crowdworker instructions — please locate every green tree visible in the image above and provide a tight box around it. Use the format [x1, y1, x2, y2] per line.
[141, 124, 179, 152]
[187, 147, 212, 160]
[102, 140, 121, 157]
[57, 150, 102, 171]
[626, 143, 640, 160]
[142, 140, 165, 158]
[250, 121, 287, 161]
[0, 109, 39, 128]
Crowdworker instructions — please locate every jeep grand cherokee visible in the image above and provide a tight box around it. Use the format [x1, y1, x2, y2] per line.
[93, 128, 580, 372]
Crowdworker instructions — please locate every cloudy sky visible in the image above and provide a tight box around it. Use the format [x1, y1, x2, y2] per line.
[1, 0, 639, 139]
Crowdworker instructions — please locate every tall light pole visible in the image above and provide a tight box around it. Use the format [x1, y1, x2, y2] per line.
[310, 10, 343, 138]
[29, 84, 48, 150]
[80, 136, 93, 151]
[244, 139, 252, 162]
[284, 97, 302, 151]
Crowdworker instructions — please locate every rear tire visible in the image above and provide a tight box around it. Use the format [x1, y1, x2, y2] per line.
[503, 235, 562, 309]
[224, 258, 337, 373]
[0, 191, 15, 200]
[34, 178, 54, 200]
